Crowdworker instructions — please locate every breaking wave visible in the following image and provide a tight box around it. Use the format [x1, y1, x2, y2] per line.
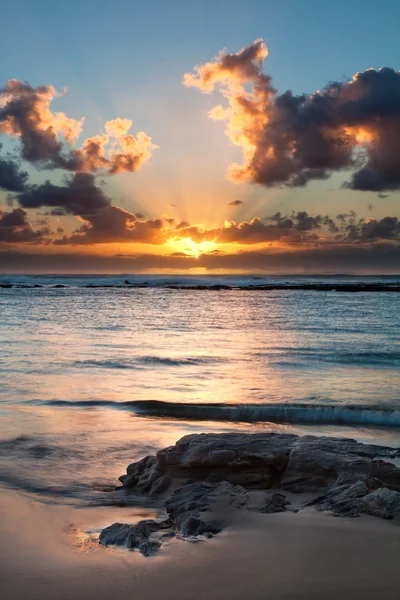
[32, 400, 400, 428]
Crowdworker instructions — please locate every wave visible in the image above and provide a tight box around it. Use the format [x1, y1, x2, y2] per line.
[31, 400, 400, 428]
[1, 274, 400, 291]
[0, 435, 81, 460]
[267, 350, 400, 368]
[137, 356, 225, 367]
[73, 356, 225, 369]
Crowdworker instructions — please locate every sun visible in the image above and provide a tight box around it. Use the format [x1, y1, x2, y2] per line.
[167, 237, 216, 258]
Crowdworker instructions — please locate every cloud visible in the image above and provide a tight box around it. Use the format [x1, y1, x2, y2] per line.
[226, 199, 243, 206]
[0, 80, 156, 174]
[0, 207, 48, 243]
[174, 211, 339, 245]
[0, 144, 28, 191]
[185, 40, 400, 191]
[9, 174, 400, 249]
[16, 173, 168, 245]
[1, 243, 400, 274]
[170, 210, 400, 247]
[357, 216, 400, 242]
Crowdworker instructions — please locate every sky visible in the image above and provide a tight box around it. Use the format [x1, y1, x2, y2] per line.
[1, 0, 400, 273]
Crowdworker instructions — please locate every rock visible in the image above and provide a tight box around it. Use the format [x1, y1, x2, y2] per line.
[104, 433, 400, 555]
[150, 474, 171, 496]
[309, 478, 379, 517]
[280, 435, 400, 493]
[311, 481, 400, 519]
[99, 519, 167, 555]
[121, 433, 297, 495]
[165, 481, 246, 536]
[259, 491, 289, 513]
[120, 432, 399, 498]
[361, 487, 400, 519]
[164, 481, 289, 538]
[137, 540, 161, 556]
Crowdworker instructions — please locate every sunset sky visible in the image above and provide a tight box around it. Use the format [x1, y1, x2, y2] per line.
[1, 0, 400, 272]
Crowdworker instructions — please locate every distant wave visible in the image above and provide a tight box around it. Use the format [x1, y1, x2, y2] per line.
[137, 356, 225, 367]
[31, 400, 400, 428]
[1, 274, 400, 291]
[268, 350, 400, 368]
[73, 356, 225, 369]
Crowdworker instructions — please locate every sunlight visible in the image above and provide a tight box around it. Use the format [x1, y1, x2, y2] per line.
[167, 237, 217, 258]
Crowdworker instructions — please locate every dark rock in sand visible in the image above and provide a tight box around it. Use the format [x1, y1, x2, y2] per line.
[165, 481, 244, 536]
[102, 433, 400, 555]
[310, 481, 400, 519]
[102, 481, 289, 553]
[361, 487, 400, 519]
[99, 518, 170, 556]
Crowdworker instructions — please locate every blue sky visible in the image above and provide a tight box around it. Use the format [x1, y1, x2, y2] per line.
[2, 1, 400, 214]
[0, 0, 400, 271]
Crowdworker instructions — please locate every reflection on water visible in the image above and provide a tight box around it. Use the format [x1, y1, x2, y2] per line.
[1, 287, 400, 406]
[0, 285, 399, 505]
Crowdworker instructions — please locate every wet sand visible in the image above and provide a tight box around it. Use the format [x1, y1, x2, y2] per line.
[1, 490, 399, 600]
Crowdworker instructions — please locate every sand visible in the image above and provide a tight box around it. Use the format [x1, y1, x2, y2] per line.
[0, 489, 399, 600]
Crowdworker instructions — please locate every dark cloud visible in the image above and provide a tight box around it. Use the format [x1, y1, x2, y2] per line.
[0, 81, 155, 174]
[185, 41, 400, 191]
[358, 216, 400, 242]
[174, 211, 341, 245]
[0, 144, 28, 191]
[0, 207, 48, 243]
[6, 170, 400, 250]
[1, 243, 400, 274]
[226, 200, 243, 206]
[17, 173, 168, 245]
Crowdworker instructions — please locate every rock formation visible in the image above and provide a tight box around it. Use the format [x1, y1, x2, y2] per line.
[100, 433, 400, 555]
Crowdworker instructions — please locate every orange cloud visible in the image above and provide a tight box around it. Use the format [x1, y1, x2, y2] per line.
[185, 40, 400, 191]
[0, 80, 156, 175]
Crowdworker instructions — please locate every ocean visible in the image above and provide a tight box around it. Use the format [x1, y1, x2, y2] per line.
[1, 274, 399, 507]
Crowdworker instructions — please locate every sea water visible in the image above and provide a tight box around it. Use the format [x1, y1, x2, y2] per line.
[0, 275, 399, 506]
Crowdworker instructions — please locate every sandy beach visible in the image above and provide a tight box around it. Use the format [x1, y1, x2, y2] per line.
[1, 489, 399, 600]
